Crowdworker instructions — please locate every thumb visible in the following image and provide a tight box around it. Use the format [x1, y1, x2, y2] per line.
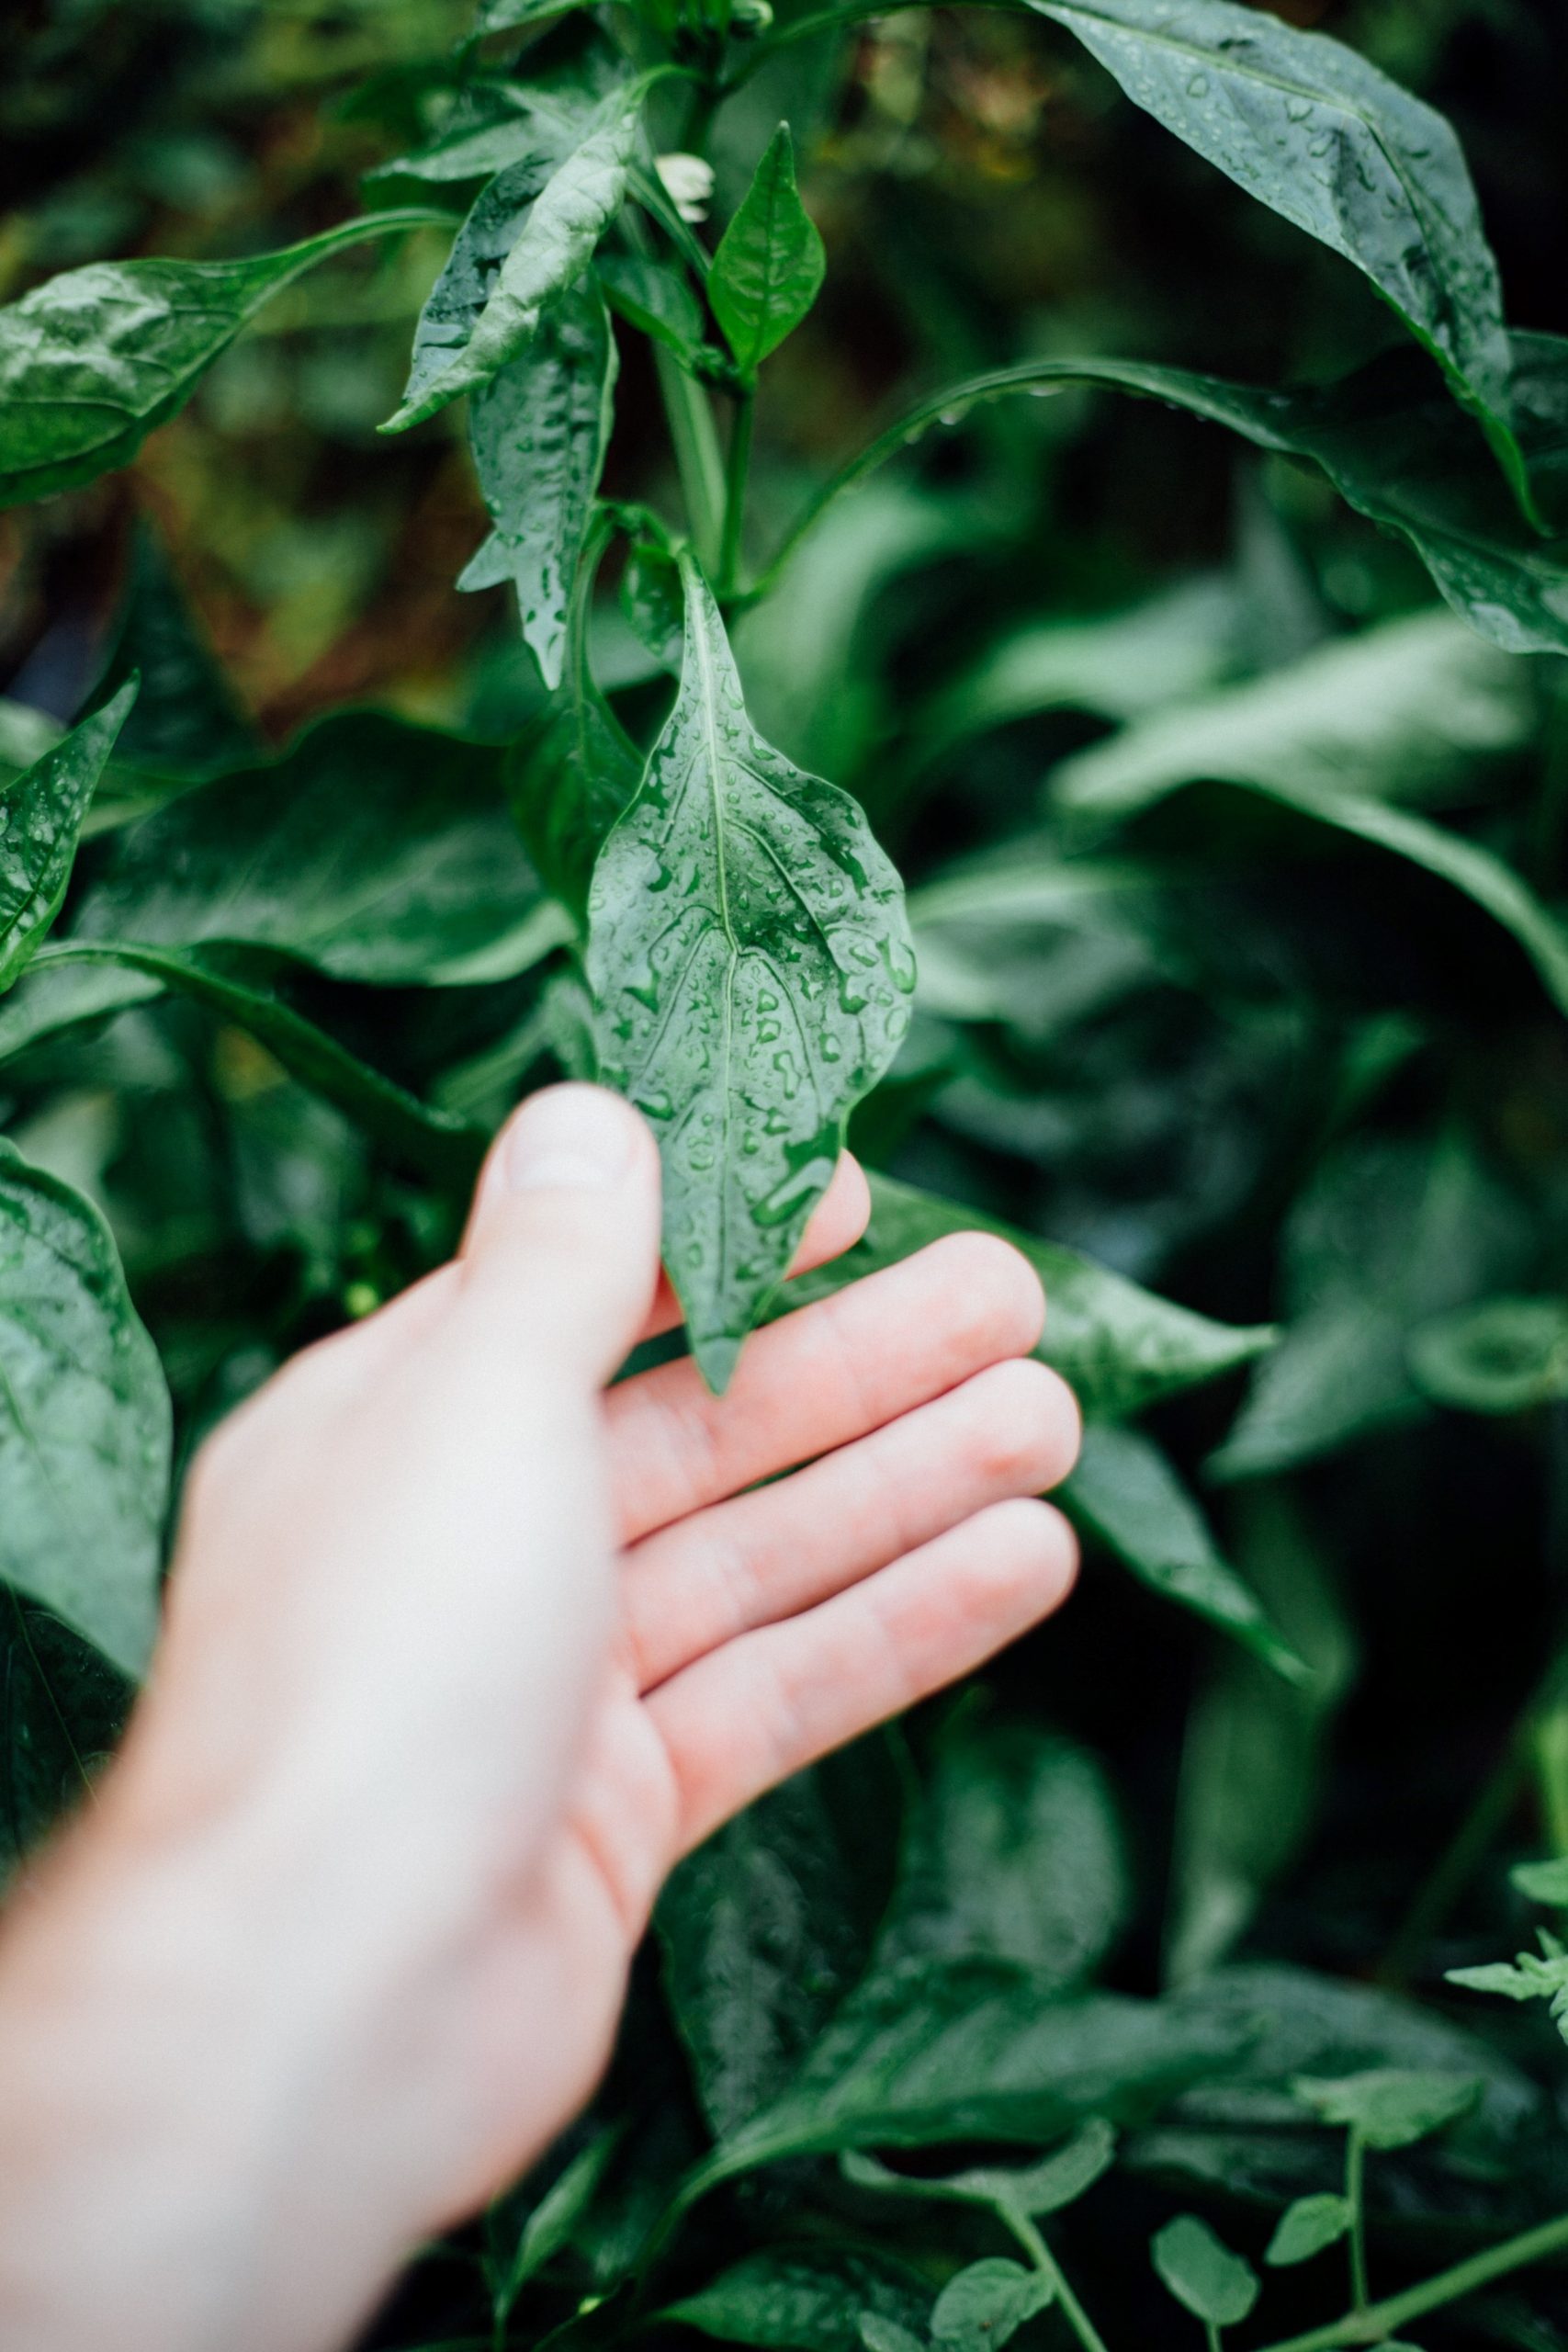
[457, 1083, 662, 1386]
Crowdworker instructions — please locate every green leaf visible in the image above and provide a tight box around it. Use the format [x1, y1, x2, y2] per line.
[685, 1961, 1253, 2192]
[657, 1745, 903, 2138]
[0, 943, 484, 1183]
[486, 2126, 622, 2324]
[457, 274, 617, 688]
[709, 125, 826, 377]
[474, 0, 589, 29]
[597, 251, 705, 365]
[1407, 1296, 1568, 1415]
[93, 526, 258, 783]
[507, 680, 642, 928]
[1031, 0, 1529, 518]
[1065, 1425, 1309, 1681]
[0, 683, 137, 994]
[1265, 2192, 1353, 2267]
[1512, 1858, 1568, 1907]
[843, 2119, 1118, 2219]
[0, 1596, 130, 1883]
[768, 339, 1568, 658]
[779, 1172, 1277, 1423]
[1291, 2067, 1481, 2150]
[384, 77, 652, 432]
[859, 2322, 924, 2352]
[931, 2260, 1054, 2352]
[67, 710, 562, 988]
[1050, 610, 1534, 823]
[0, 210, 444, 509]
[586, 552, 913, 1391]
[619, 526, 686, 673]
[875, 1717, 1128, 1990]
[665, 2247, 930, 2352]
[1150, 2214, 1259, 2329]
[0, 1145, 171, 1679]
[1165, 1487, 1355, 1984]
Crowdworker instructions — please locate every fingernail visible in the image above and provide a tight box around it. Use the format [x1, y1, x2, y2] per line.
[499, 1085, 637, 1193]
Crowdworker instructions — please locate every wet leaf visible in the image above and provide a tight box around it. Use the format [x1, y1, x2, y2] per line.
[665, 2247, 930, 2352]
[0, 1145, 171, 1679]
[709, 125, 825, 377]
[0, 210, 442, 507]
[457, 274, 617, 688]
[598, 250, 705, 364]
[384, 77, 652, 431]
[0, 1597, 130, 1883]
[586, 552, 912, 1390]
[1032, 0, 1529, 516]
[0, 683, 136, 994]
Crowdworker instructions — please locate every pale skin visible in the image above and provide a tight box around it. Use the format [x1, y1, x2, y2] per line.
[0, 1083, 1081, 2352]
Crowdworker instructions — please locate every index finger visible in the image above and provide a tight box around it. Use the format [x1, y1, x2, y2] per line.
[637, 1152, 872, 1343]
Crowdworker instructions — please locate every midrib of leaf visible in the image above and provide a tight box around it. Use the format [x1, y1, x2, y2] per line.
[690, 576, 741, 1307]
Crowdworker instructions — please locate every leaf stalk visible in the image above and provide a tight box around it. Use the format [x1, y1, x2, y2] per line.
[1002, 2207, 1111, 2352]
[1252, 2208, 1568, 2352]
[718, 386, 754, 597]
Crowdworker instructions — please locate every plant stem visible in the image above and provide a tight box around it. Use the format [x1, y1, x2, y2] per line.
[1345, 2130, 1369, 2313]
[718, 387, 754, 596]
[1002, 2209, 1112, 2352]
[1205, 2326, 1222, 2352]
[1253, 2208, 1568, 2352]
[654, 345, 726, 571]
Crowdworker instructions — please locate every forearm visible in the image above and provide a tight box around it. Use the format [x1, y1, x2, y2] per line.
[0, 1770, 422, 2352]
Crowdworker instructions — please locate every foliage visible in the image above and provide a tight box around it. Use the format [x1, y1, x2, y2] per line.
[6, 0, 1568, 2345]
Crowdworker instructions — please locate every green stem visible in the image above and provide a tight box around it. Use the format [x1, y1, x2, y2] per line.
[1345, 2130, 1369, 2314]
[718, 387, 755, 596]
[1254, 2208, 1568, 2352]
[1002, 2210, 1112, 2352]
[1204, 2327, 1222, 2352]
[655, 345, 726, 571]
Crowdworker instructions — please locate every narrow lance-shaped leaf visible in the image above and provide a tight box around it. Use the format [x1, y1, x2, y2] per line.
[765, 338, 1568, 659]
[0, 209, 446, 509]
[0, 1145, 172, 1679]
[587, 552, 913, 1391]
[1031, 0, 1533, 520]
[709, 125, 826, 377]
[458, 275, 617, 689]
[383, 75, 654, 432]
[0, 681, 137, 992]
[778, 1171, 1276, 1422]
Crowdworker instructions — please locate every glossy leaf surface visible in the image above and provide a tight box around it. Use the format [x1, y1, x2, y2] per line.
[1032, 0, 1528, 512]
[384, 78, 650, 432]
[458, 275, 617, 688]
[0, 683, 136, 994]
[0, 1147, 170, 1678]
[709, 125, 826, 376]
[0, 211, 440, 507]
[587, 556, 912, 1390]
[666, 2247, 929, 2352]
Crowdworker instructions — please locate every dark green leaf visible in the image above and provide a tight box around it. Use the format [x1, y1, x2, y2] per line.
[666, 2246, 930, 2352]
[931, 2260, 1053, 2352]
[875, 1717, 1127, 1990]
[457, 275, 617, 688]
[619, 530, 685, 673]
[1165, 1487, 1356, 1984]
[1031, 0, 1529, 516]
[770, 339, 1568, 658]
[0, 1596, 130, 1883]
[474, 0, 588, 29]
[1150, 2214, 1259, 2328]
[486, 2125, 622, 2323]
[371, 77, 600, 187]
[0, 1144, 171, 1678]
[0, 210, 444, 508]
[506, 682, 642, 927]
[709, 125, 826, 377]
[1065, 1425, 1309, 1681]
[779, 1173, 1276, 1422]
[0, 943, 484, 1183]
[598, 251, 705, 364]
[843, 2119, 1118, 2219]
[686, 1961, 1252, 2193]
[1407, 1296, 1568, 1415]
[93, 526, 258, 783]
[587, 552, 913, 1391]
[1264, 2192, 1353, 2267]
[0, 683, 137, 994]
[657, 1746, 903, 2138]
[384, 77, 652, 432]
[1291, 2067, 1481, 2150]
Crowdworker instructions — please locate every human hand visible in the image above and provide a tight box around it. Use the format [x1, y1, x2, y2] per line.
[0, 1085, 1080, 2352]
